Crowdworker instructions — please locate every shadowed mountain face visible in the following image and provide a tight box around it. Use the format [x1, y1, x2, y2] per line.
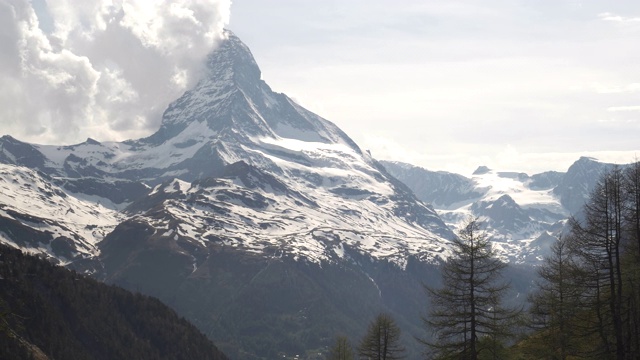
[552, 156, 615, 215]
[0, 31, 458, 358]
[0, 244, 229, 360]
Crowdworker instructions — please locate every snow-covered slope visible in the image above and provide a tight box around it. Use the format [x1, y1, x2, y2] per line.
[0, 31, 452, 268]
[122, 160, 450, 270]
[0, 163, 121, 265]
[381, 159, 613, 263]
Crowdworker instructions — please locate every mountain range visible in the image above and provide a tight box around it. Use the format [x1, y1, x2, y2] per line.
[0, 30, 622, 358]
[382, 157, 616, 263]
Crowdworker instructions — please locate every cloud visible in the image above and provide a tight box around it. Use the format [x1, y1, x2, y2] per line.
[0, 0, 230, 145]
[595, 83, 640, 94]
[607, 106, 640, 112]
[598, 12, 640, 22]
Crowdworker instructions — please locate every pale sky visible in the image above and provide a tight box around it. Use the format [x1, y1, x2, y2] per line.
[1, 1, 639, 175]
[228, 1, 640, 175]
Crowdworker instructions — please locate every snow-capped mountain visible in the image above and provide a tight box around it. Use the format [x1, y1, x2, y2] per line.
[0, 31, 458, 357]
[552, 156, 615, 215]
[382, 157, 617, 262]
[0, 31, 452, 270]
[0, 28, 623, 357]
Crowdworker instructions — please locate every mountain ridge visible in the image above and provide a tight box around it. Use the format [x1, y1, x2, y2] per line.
[381, 156, 623, 262]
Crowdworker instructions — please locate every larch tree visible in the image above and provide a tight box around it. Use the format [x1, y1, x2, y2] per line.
[527, 235, 584, 359]
[423, 218, 519, 360]
[568, 167, 627, 359]
[624, 160, 640, 258]
[358, 313, 405, 360]
[521, 161, 640, 359]
[328, 335, 354, 360]
[623, 160, 640, 357]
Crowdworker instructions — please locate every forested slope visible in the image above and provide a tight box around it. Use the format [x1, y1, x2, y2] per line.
[0, 244, 228, 360]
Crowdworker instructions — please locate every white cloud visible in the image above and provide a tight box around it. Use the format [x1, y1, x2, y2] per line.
[595, 83, 640, 94]
[598, 12, 640, 22]
[0, 0, 230, 145]
[607, 106, 640, 112]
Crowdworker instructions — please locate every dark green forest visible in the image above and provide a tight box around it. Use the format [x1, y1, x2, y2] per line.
[0, 244, 228, 360]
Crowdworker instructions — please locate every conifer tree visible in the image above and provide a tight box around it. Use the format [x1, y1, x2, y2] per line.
[569, 167, 626, 359]
[423, 218, 519, 360]
[358, 313, 405, 360]
[328, 335, 354, 360]
[527, 236, 584, 359]
[623, 160, 640, 358]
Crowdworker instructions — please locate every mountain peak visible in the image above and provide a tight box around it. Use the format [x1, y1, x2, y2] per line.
[577, 156, 598, 163]
[206, 30, 262, 87]
[142, 30, 268, 144]
[495, 194, 518, 207]
[144, 30, 362, 155]
[473, 166, 491, 175]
